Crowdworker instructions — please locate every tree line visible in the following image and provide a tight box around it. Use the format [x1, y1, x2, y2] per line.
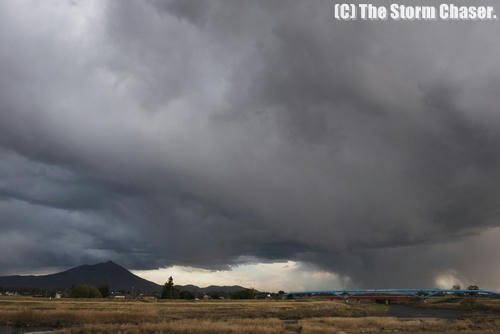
[70, 284, 110, 298]
[66, 276, 257, 299]
[160, 276, 256, 300]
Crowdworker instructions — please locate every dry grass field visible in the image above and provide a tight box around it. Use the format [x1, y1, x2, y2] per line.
[419, 297, 500, 313]
[0, 298, 385, 326]
[1, 297, 499, 333]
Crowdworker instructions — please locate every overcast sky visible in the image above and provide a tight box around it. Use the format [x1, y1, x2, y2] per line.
[1, 0, 500, 291]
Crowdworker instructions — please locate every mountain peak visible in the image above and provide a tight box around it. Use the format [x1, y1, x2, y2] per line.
[0, 261, 161, 293]
[93, 260, 122, 268]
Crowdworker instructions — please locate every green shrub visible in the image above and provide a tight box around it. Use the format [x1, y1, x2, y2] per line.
[70, 284, 103, 298]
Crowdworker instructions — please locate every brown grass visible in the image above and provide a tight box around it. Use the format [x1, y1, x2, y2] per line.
[0, 297, 384, 327]
[52, 317, 500, 334]
[418, 297, 500, 313]
[56, 319, 284, 334]
[299, 317, 478, 333]
[1, 297, 500, 333]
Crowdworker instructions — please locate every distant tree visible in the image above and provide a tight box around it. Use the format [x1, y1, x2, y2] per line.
[278, 290, 285, 295]
[208, 291, 225, 299]
[452, 285, 461, 290]
[70, 284, 102, 298]
[179, 290, 194, 300]
[230, 288, 255, 299]
[161, 276, 179, 299]
[467, 285, 479, 296]
[97, 284, 110, 298]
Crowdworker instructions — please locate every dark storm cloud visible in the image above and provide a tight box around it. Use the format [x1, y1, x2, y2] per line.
[150, 0, 210, 25]
[1, 0, 500, 288]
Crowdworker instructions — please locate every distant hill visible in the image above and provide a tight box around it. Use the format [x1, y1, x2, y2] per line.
[179, 284, 248, 295]
[0, 261, 160, 293]
[0, 261, 252, 295]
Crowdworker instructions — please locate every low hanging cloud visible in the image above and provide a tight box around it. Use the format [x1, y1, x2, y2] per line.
[1, 0, 500, 289]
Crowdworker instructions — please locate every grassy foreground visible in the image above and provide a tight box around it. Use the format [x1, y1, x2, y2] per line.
[420, 297, 500, 312]
[1, 297, 500, 333]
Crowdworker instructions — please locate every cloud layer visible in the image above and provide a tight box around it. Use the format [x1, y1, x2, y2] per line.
[1, 0, 500, 288]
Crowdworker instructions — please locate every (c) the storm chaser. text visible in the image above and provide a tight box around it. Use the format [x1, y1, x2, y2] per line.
[334, 4, 498, 21]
